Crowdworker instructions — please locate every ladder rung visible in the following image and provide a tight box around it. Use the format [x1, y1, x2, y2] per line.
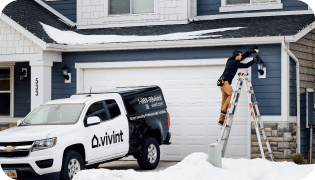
[262, 139, 269, 142]
[259, 127, 265, 131]
[221, 138, 228, 141]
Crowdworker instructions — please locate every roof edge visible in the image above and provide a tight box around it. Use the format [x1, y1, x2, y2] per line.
[45, 36, 294, 52]
[0, 13, 47, 50]
[292, 21, 315, 42]
[34, 0, 75, 27]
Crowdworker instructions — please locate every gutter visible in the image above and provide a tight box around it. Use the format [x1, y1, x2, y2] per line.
[281, 40, 301, 154]
[46, 36, 294, 52]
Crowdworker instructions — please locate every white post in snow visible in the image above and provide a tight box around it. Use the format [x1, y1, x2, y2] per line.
[30, 60, 53, 111]
[208, 143, 222, 168]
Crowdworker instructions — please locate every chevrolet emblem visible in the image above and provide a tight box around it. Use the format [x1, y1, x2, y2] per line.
[4, 146, 14, 151]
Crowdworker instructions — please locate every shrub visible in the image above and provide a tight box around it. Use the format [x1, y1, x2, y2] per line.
[291, 153, 305, 164]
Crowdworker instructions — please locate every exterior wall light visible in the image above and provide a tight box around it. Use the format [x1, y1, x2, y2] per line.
[256, 55, 266, 78]
[256, 56, 264, 75]
[19, 68, 27, 81]
[62, 66, 71, 83]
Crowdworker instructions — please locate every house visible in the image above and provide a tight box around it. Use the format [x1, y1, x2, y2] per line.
[0, 0, 314, 161]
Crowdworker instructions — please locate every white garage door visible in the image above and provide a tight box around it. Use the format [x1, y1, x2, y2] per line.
[82, 65, 249, 161]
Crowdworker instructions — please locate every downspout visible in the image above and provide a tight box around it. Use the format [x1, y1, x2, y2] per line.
[281, 40, 301, 153]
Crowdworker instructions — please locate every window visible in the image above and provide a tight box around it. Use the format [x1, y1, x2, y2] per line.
[109, 0, 154, 15]
[86, 101, 109, 122]
[227, 0, 276, 5]
[23, 104, 84, 125]
[105, 100, 121, 119]
[220, 0, 282, 12]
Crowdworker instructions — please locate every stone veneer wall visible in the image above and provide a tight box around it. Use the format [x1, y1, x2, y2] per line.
[0, 123, 16, 131]
[251, 123, 297, 159]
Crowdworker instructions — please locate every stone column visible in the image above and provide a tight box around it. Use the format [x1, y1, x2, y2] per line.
[29, 60, 53, 110]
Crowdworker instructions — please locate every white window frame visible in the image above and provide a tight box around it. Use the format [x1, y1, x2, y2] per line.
[108, 0, 156, 16]
[220, 0, 283, 13]
[0, 64, 14, 118]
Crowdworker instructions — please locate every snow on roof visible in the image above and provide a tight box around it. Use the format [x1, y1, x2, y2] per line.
[73, 152, 314, 180]
[40, 22, 245, 45]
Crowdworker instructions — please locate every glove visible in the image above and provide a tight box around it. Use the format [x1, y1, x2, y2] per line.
[253, 55, 259, 62]
[250, 46, 258, 53]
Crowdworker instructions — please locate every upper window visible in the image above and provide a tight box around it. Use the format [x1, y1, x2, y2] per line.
[109, 0, 154, 15]
[227, 0, 276, 5]
[220, 0, 282, 12]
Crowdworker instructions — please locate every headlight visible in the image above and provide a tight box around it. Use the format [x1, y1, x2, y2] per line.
[32, 138, 57, 151]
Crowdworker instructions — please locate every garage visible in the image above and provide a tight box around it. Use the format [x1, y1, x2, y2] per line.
[76, 59, 250, 161]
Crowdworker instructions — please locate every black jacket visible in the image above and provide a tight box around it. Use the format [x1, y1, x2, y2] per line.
[221, 51, 255, 85]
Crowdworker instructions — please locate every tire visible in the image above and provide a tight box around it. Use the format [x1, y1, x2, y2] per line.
[60, 151, 84, 180]
[137, 137, 160, 170]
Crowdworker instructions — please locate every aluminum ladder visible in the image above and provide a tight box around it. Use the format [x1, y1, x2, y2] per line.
[217, 73, 275, 161]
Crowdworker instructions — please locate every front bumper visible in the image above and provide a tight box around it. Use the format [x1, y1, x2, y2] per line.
[0, 147, 63, 177]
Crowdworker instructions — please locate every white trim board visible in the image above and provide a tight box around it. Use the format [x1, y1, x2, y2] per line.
[34, 0, 75, 27]
[220, 3, 283, 13]
[75, 58, 229, 69]
[0, 14, 47, 50]
[0, 54, 43, 62]
[194, 10, 314, 21]
[281, 42, 289, 122]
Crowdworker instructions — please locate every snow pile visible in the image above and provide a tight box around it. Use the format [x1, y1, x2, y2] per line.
[40, 23, 245, 45]
[73, 152, 315, 180]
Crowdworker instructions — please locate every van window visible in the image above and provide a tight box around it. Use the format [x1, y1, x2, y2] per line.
[105, 100, 121, 119]
[86, 101, 108, 122]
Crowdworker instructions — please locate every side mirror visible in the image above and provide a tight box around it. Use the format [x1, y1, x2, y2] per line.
[17, 119, 23, 126]
[87, 116, 101, 126]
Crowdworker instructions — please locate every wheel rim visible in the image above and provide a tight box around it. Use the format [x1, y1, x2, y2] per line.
[148, 144, 157, 163]
[68, 158, 81, 179]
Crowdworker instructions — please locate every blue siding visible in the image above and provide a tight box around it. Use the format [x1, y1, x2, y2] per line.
[52, 44, 282, 115]
[42, 0, 76, 23]
[289, 57, 297, 116]
[251, 45, 281, 115]
[14, 62, 31, 117]
[197, 0, 309, 16]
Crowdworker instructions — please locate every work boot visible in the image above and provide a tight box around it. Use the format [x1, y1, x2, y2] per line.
[221, 110, 227, 115]
[218, 121, 224, 126]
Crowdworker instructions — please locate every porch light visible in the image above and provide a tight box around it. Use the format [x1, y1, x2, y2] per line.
[19, 69, 27, 81]
[62, 66, 69, 80]
[256, 56, 264, 76]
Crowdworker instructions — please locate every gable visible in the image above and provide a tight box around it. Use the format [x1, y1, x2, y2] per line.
[0, 19, 42, 55]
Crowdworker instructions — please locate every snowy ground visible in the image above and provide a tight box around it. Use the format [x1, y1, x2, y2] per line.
[72, 152, 315, 180]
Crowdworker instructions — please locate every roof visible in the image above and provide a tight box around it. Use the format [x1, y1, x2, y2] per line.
[2, 0, 315, 45]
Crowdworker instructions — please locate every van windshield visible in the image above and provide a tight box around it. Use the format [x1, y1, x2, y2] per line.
[22, 104, 84, 125]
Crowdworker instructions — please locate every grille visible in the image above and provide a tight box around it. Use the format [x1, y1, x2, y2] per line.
[0, 141, 33, 146]
[0, 151, 30, 158]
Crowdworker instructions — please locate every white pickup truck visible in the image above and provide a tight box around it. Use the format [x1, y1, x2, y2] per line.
[0, 86, 171, 180]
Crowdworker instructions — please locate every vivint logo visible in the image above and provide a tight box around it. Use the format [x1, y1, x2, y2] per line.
[92, 130, 124, 148]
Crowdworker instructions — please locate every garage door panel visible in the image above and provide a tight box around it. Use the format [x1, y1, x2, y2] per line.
[186, 124, 206, 137]
[83, 65, 249, 161]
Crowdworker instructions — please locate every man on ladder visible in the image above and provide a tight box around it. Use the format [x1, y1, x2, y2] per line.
[218, 46, 258, 126]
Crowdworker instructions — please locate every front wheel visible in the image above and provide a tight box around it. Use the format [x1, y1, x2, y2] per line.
[137, 137, 160, 170]
[60, 151, 84, 180]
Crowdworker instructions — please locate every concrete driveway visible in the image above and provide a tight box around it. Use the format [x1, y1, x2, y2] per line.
[98, 161, 179, 172]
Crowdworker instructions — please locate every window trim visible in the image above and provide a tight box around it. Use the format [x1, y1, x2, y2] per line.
[0, 65, 14, 118]
[220, 0, 283, 13]
[108, 0, 156, 16]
